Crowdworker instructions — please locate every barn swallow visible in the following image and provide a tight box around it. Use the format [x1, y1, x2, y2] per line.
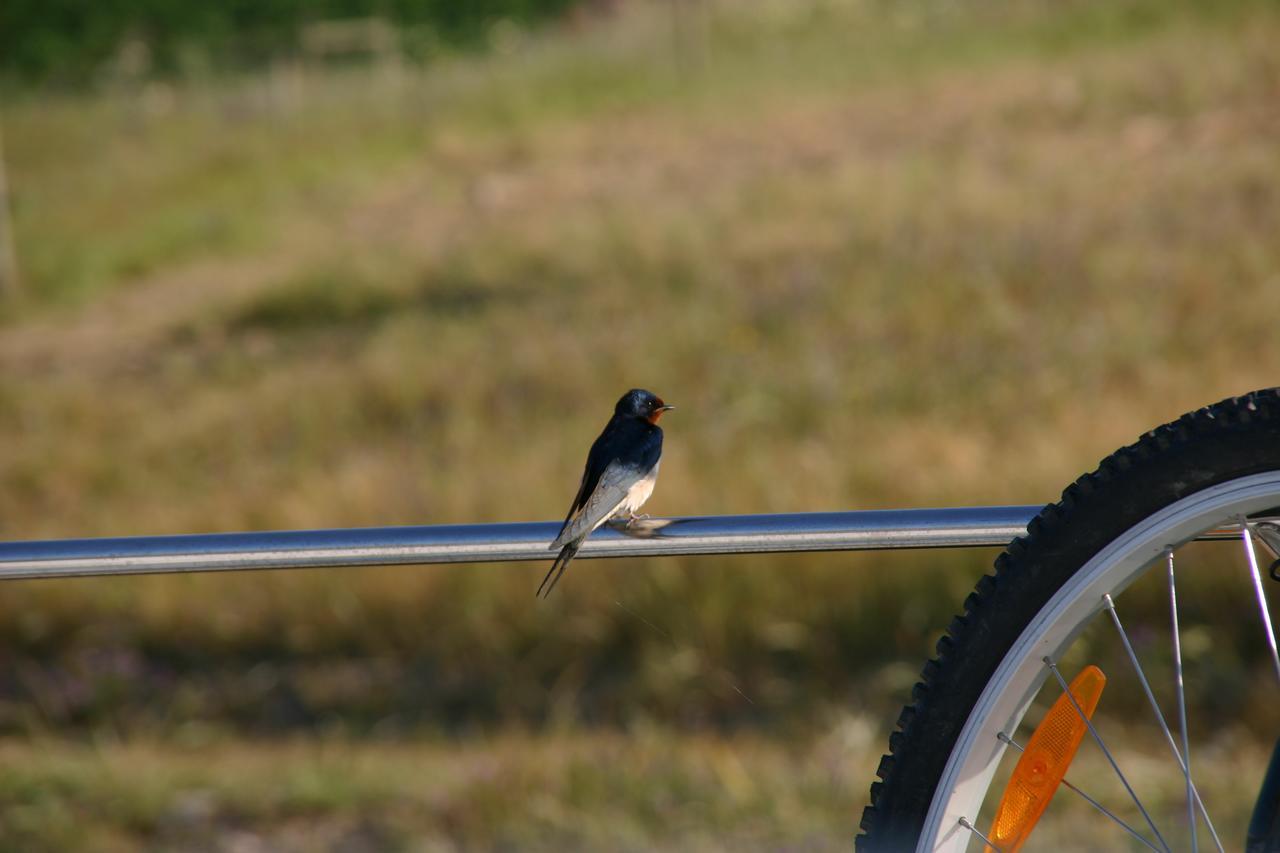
[537, 389, 673, 598]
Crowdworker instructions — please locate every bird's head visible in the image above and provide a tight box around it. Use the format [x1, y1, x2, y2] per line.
[616, 388, 674, 424]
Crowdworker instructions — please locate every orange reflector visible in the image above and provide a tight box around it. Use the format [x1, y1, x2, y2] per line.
[985, 665, 1106, 853]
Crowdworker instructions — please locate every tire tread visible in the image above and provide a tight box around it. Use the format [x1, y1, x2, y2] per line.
[856, 388, 1280, 851]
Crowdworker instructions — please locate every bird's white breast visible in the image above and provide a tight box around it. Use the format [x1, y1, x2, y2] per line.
[620, 462, 659, 515]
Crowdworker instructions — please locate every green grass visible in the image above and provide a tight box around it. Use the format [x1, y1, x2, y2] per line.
[0, 719, 1267, 851]
[1, 0, 1277, 720]
[2, 0, 1280, 845]
[3, 0, 1267, 307]
[0, 723, 876, 850]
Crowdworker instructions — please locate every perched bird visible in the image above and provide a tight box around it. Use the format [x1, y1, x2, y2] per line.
[537, 389, 674, 598]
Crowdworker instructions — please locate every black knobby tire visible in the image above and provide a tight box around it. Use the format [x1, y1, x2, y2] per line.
[856, 387, 1280, 851]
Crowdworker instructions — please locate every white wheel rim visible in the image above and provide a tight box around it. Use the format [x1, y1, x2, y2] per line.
[918, 470, 1280, 852]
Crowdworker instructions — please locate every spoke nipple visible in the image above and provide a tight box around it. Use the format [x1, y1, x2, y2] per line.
[1102, 593, 1115, 609]
[958, 817, 1003, 851]
[996, 731, 1022, 751]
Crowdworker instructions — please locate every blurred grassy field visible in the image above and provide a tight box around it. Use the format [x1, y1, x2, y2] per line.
[2, 0, 1280, 847]
[0, 722, 1270, 851]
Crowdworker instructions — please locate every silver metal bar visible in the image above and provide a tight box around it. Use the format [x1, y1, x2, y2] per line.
[0, 507, 1263, 583]
[0, 505, 1041, 581]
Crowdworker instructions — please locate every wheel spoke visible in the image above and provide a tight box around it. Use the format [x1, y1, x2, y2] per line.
[1100, 593, 1223, 852]
[1241, 523, 1280, 685]
[957, 816, 1003, 852]
[1166, 550, 1197, 852]
[863, 403, 1280, 853]
[1044, 657, 1171, 853]
[996, 731, 1162, 852]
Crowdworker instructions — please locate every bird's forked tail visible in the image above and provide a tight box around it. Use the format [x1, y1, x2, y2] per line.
[537, 540, 581, 598]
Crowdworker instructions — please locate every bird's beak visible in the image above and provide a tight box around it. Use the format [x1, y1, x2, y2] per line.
[647, 403, 674, 424]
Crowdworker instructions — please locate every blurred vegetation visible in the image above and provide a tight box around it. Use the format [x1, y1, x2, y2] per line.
[0, 724, 1269, 851]
[0, 0, 580, 85]
[2, 0, 1280, 846]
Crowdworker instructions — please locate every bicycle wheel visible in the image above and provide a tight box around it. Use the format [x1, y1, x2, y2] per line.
[857, 388, 1280, 852]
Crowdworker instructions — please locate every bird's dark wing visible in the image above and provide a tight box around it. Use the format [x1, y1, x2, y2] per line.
[553, 418, 620, 541]
[550, 460, 640, 550]
[539, 419, 664, 598]
[559, 466, 592, 530]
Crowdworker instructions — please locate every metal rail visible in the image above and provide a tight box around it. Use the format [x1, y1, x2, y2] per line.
[0, 505, 1255, 582]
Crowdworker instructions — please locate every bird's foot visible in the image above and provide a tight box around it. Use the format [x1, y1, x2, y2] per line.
[625, 512, 651, 529]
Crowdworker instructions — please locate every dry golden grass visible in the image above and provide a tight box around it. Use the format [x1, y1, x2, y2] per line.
[0, 715, 883, 849]
[1, 0, 1279, 847]
[0, 716, 1266, 851]
[5, 5, 1279, 539]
